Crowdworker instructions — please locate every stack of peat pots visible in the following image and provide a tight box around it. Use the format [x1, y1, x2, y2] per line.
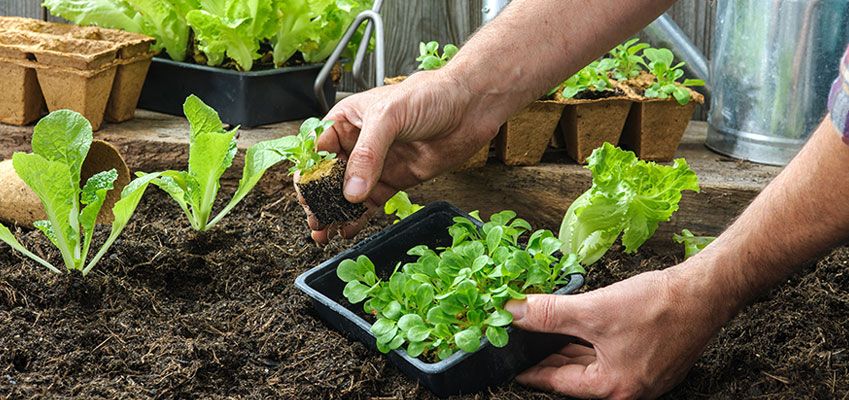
[496, 75, 702, 166]
[0, 17, 154, 130]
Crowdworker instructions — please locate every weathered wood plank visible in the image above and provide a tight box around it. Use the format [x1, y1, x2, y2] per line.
[0, 0, 43, 19]
[0, 108, 780, 242]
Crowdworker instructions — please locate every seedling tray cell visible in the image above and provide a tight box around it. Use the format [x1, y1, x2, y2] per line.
[295, 201, 585, 397]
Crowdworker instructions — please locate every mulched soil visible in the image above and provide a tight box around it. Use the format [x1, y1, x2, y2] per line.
[0, 190, 847, 399]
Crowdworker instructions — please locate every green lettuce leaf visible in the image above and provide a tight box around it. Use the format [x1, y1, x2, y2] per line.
[42, 0, 144, 33]
[673, 229, 716, 259]
[123, 0, 194, 60]
[206, 135, 299, 229]
[559, 143, 699, 265]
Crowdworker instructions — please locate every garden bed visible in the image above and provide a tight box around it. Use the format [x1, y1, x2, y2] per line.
[1, 188, 847, 399]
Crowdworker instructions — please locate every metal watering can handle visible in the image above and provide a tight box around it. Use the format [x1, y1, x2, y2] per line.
[314, 0, 386, 114]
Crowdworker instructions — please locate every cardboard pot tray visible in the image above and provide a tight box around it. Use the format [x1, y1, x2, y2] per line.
[0, 17, 155, 129]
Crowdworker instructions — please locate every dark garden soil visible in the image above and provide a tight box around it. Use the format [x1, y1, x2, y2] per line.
[1, 189, 847, 399]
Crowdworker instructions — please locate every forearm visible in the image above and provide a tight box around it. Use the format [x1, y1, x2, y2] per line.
[443, 0, 675, 124]
[679, 118, 849, 321]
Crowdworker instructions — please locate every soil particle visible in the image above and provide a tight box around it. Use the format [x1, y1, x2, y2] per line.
[0, 190, 846, 399]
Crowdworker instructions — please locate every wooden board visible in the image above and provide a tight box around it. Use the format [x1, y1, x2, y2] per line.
[0, 109, 781, 246]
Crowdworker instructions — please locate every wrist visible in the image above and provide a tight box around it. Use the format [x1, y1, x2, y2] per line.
[664, 257, 743, 331]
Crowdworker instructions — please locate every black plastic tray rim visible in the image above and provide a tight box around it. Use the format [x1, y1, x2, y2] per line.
[151, 56, 328, 77]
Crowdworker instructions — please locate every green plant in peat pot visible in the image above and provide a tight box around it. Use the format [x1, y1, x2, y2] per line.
[0, 110, 158, 275]
[338, 210, 584, 359]
[608, 38, 650, 80]
[640, 48, 705, 105]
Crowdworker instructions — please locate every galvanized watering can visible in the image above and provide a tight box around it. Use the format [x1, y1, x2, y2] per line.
[646, 0, 849, 165]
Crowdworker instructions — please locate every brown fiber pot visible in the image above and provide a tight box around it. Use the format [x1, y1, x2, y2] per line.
[456, 144, 490, 170]
[555, 95, 632, 164]
[36, 64, 118, 131]
[0, 140, 131, 226]
[619, 89, 703, 161]
[0, 57, 45, 126]
[495, 100, 565, 166]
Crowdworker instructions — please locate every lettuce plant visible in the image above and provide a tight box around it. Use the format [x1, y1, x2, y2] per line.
[44, 0, 373, 71]
[281, 117, 336, 175]
[144, 95, 301, 231]
[559, 143, 700, 266]
[608, 38, 650, 80]
[673, 229, 715, 259]
[43, 0, 195, 62]
[383, 191, 423, 223]
[339, 211, 584, 360]
[0, 110, 158, 275]
[641, 48, 705, 105]
[553, 60, 616, 99]
[416, 41, 459, 71]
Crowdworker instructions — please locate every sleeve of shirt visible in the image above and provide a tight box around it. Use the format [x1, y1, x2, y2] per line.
[828, 46, 849, 144]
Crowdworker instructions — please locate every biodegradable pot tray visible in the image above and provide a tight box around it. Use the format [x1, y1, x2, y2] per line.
[557, 96, 632, 163]
[496, 100, 565, 166]
[620, 94, 702, 162]
[295, 201, 585, 397]
[138, 58, 336, 127]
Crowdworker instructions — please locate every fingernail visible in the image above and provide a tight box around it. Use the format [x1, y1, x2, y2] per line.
[504, 300, 527, 321]
[345, 176, 367, 199]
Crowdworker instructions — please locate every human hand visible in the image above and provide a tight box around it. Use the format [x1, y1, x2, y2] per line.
[505, 266, 734, 399]
[301, 70, 504, 244]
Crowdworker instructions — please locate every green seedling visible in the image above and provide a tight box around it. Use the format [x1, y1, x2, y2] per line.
[416, 41, 459, 70]
[384, 191, 424, 223]
[608, 38, 650, 80]
[552, 60, 616, 99]
[339, 211, 585, 360]
[144, 95, 308, 231]
[673, 229, 716, 259]
[641, 48, 705, 105]
[0, 110, 159, 275]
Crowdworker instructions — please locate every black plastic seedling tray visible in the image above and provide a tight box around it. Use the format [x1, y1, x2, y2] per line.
[137, 57, 335, 127]
[295, 201, 585, 397]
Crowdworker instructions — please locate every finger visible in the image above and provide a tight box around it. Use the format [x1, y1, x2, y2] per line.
[516, 364, 606, 399]
[537, 352, 595, 369]
[559, 342, 595, 358]
[311, 230, 329, 245]
[317, 117, 350, 155]
[343, 107, 400, 204]
[505, 294, 592, 338]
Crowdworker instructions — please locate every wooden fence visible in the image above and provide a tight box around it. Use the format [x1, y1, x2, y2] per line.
[2, 0, 715, 116]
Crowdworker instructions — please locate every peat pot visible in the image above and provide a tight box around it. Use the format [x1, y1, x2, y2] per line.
[295, 201, 585, 397]
[138, 58, 336, 127]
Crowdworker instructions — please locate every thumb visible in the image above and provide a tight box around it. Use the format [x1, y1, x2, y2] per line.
[343, 111, 398, 204]
[505, 294, 592, 338]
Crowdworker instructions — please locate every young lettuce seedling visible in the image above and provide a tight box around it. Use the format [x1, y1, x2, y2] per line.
[384, 191, 424, 223]
[338, 211, 585, 360]
[144, 95, 300, 231]
[608, 38, 650, 80]
[0, 110, 159, 275]
[673, 229, 715, 259]
[552, 60, 617, 100]
[559, 143, 700, 266]
[640, 48, 705, 105]
[287, 119, 367, 227]
[416, 41, 459, 70]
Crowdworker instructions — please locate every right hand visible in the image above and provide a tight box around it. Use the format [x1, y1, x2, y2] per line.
[302, 70, 504, 243]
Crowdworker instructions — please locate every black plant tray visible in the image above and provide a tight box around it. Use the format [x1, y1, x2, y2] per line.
[137, 57, 335, 127]
[295, 201, 585, 397]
